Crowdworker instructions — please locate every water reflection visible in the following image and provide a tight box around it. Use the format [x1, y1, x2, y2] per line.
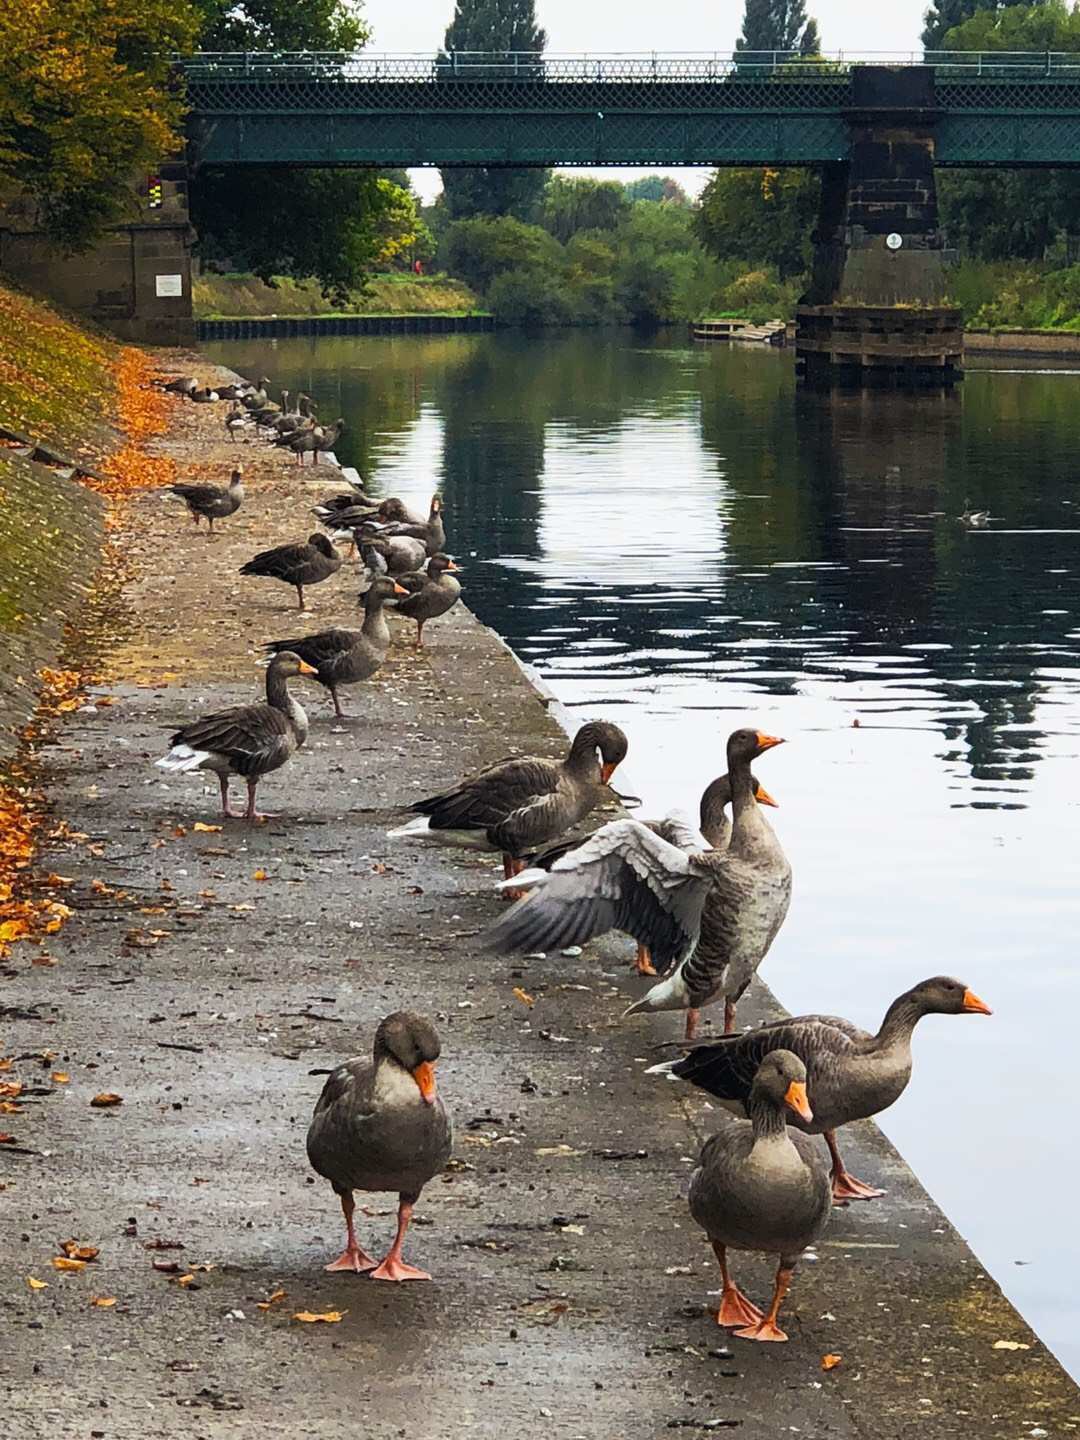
[208, 330, 1080, 1376]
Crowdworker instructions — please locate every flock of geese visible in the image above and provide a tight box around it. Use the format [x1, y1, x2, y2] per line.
[148, 368, 992, 1345]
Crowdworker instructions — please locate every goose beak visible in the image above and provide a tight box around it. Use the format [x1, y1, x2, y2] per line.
[600, 762, 618, 784]
[412, 1060, 437, 1104]
[754, 783, 779, 808]
[783, 1080, 813, 1122]
[962, 989, 992, 1016]
[755, 732, 785, 752]
[297, 661, 319, 677]
[446, 560, 459, 570]
[393, 581, 409, 595]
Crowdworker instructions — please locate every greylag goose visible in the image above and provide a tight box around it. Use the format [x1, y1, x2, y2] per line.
[394, 554, 461, 646]
[356, 530, 427, 576]
[528, 770, 777, 977]
[389, 721, 629, 892]
[155, 651, 317, 821]
[240, 533, 341, 611]
[241, 378, 272, 411]
[485, 729, 788, 1037]
[272, 393, 316, 435]
[649, 975, 991, 1201]
[168, 466, 244, 532]
[313, 418, 345, 463]
[215, 382, 250, 402]
[262, 575, 407, 718]
[161, 375, 197, 396]
[373, 495, 446, 555]
[249, 389, 287, 426]
[689, 1050, 829, 1342]
[307, 1011, 451, 1281]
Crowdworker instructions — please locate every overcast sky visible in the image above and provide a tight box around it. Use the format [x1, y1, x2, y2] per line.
[361, 1, 932, 200]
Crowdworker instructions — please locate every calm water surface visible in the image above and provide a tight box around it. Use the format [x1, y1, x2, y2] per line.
[208, 330, 1080, 1375]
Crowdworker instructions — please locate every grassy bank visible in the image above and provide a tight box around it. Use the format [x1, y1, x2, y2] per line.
[193, 271, 485, 320]
[947, 260, 1080, 331]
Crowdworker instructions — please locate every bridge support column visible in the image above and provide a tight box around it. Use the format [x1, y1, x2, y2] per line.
[0, 163, 195, 347]
[796, 67, 962, 389]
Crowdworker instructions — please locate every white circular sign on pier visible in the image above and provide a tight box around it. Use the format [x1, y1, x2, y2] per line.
[885, 233, 904, 251]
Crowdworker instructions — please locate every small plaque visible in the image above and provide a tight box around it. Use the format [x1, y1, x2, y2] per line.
[155, 273, 183, 297]
[885, 233, 904, 252]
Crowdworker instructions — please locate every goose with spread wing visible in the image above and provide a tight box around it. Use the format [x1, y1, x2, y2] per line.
[528, 769, 777, 978]
[485, 728, 788, 1038]
[389, 721, 628, 891]
[649, 975, 991, 1201]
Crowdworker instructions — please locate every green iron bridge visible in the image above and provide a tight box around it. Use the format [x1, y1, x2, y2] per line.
[180, 50, 1080, 169]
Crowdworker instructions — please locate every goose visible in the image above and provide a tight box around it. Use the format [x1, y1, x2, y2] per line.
[312, 418, 346, 465]
[272, 393, 317, 435]
[274, 422, 323, 467]
[527, 771, 777, 977]
[261, 576, 408, 719]
[356, 530, 427, 576]
[394, 554, 461, 646]
[648, 975, 991, 1202]
[311, 491, 378, 523]
[239, 533, 341, 610]
[307, 1011, 452, 1281]
[373, 495, 445, 555]
[389, 721, 629, 892]
[190, 386, 220, 404]
[167, 466, 244, 532]
[224, 405, 252, 443]
[484, 729, 788, 1038]
[215, 382, 251, 402]
[154, 651, 317, 821]
[958, 498, 990, 528]
[161, 375, 197, 396]
[688, 1051, 829, 1342]
[249, 389, 288, 426]
[242, 378, 272, 411]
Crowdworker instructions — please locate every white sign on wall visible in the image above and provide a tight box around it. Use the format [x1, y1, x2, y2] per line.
[155, 273, 183, 298]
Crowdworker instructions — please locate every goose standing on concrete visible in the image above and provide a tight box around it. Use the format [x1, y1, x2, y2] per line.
[485, 729, 788, 1037]
[374, 495, 446, 555]
[688, 1051, 830, 1342]
[240, 533, 341, 610]
[355, 530, 428, 576]
[394, 554, 461, 646]
[390, 721, 628, 892]
[307, 1011, 452, 1281]
[262, 575, 407, 719]
[224, 405, 252, 443]
[167, 466, 245, 533]
[648, 975, 991, 1201]
[155, 651, 317, 821]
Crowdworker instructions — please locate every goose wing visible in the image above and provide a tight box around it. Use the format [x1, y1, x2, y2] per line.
[659, 1017, 863, 1101]
[169, 701, 295, 776]
[484, 819, 712, 971]
[262, 629, 358, 670]
[411, 756, 561, 833]
[170, 483, 223, 510]
[240, 543, 312, 581]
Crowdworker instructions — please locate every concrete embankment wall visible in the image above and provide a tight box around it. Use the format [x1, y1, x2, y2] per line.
[966, 328, 1080, 357]
[0, 283, 114, 759]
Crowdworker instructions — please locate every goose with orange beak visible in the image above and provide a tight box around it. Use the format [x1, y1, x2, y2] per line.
[388, 720, 628, 897]
[688, 1050, 831, 1343]
[484, 728, 789, 1036]
[307, 1012, 451, 1281]
[649, 976, 992, 1202]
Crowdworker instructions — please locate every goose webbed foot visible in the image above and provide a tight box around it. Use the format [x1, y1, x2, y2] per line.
[825, 1129, 884, 1202]
[723, 999, 737, 1034]
[369, 1196, 431, 1283]
[326, 1193, 376, 1272]
[634, 944, 657, 977]
[218, 776, 240, 819]
[733, 1264, 793, 1343]
[501, 854, 526, 902]
[717, 1286, 765, 1329]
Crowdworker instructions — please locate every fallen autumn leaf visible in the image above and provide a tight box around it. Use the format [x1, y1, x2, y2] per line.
[90, 1093, 123, 1107]
[293, 1310, 346, 1324]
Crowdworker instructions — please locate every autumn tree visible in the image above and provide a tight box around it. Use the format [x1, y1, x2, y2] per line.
[438, 0, 550, 220]
[0, 0, 198, 249]
[187, 0, 418, 296]
[694, 167, 820, 278]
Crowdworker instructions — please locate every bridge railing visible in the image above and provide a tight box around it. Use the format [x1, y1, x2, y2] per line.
[177, 49, 1080, 83]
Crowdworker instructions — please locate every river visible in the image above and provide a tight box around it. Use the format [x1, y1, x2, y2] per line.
[206, 328, 1080, 1376]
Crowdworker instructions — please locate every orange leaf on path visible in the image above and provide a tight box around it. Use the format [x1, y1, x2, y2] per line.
[253, 869, 268, 881]
[90, 1296, 117, 1307]
[256, 1289, 286, 1310]
[51, 1072, 70, 1084]
[90, 1093, 123, 1108]
[52, 1257, 86, 1272]
[192, 823, 222, 833]
[26, 1276, 48, 1290]
[821, 1353, 843, 1372]
[293, 1310, 346, 1324]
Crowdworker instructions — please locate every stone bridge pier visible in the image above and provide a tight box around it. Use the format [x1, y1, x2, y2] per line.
[796, 67, 963, 388]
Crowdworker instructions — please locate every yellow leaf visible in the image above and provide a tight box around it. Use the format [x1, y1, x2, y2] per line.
[293, 1310, 346, 1324]
[821, 1353, 843, 1372]
[253, 869, 268, 881]
[193, 823, 222, 833]
[512, 986, 535, 1007]
[27, 1276, 48, 1290]
[52, 1257, 86, 1271]
[177, 1273, 195, 1288]
[90, 1296, 117, 1307]
[51, 1072, 70, 1084]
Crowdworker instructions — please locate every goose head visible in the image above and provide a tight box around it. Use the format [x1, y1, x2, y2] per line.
[374, 1011, 442, 1104]
[307, 533, 337, 558]
[751, 1050, 813, 1123]
[266, 651, 318, 681]
[568, 719, 629, 784]
[906, 975, 992, 1017]
[427, 553, 459, 578]
[726, 727, 784, 769]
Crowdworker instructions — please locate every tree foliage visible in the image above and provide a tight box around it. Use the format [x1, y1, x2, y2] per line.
[539, 178, 630, 243]
[921, 0, 1006, 50]
[736, 0, 815, 52]
[940, 0, 1073, 48]
[694, 168, 820, 279]
[438, 0, 549, 219]
[192, 0, 368, 49]
[623, 176, 690, 204]
[0, 0, 198, 249]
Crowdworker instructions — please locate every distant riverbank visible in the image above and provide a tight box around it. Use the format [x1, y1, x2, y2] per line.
[193, 271, 484, 321]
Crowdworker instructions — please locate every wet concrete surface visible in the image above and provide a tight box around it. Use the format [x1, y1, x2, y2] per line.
[1, 362, 1076, 1438]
